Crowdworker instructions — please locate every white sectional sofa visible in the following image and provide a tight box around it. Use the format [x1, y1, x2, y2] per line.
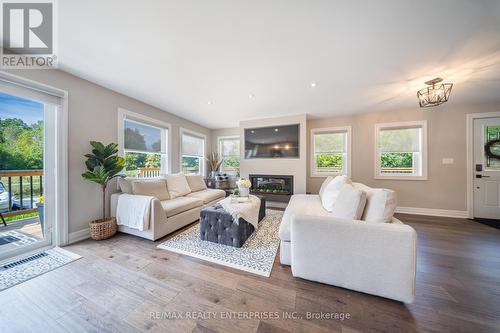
[110, 175, 225, 241]
[279, 179, 417, 303]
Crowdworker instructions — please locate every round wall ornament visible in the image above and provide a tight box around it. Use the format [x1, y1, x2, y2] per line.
[485, 139, 500, 160]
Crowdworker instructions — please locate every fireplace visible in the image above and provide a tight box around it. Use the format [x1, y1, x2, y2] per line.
[249, 174, 293, 203]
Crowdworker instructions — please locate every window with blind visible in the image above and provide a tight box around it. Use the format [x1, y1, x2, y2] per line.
[375, 121, 427, 179]
[311, 127, 351, 177]
[219, 137, 240, 175]
[120, 112, 169, 178]
[181, 131, 205, 175]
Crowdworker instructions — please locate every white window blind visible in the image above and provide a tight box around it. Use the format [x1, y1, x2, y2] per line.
[314, 132, 346, 154]
[182, 133, 204, 157]
[124, 120, 164, 153]
[378, 127, 421, 153]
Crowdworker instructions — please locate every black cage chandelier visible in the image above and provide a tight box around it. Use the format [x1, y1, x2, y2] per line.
[417, 77, 453, 107]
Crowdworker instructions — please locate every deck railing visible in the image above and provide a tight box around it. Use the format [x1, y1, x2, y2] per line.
[0, 170, 43, 217]
[137, 167, 161, 178]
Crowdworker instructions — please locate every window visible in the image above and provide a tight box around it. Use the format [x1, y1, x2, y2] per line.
[219, 136, 240, 175]
[119, 109, 169, 177]
[311, 127, 351, 177]
[181, 130, 205, 175]
[375, 121, 427, 180]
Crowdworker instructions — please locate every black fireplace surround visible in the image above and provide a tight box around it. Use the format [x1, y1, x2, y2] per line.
[249, 174, 294, 203]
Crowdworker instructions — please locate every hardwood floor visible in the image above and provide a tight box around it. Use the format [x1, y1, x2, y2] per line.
[1, 212, 500, 333]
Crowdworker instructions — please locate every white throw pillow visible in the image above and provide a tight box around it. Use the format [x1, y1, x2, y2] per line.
[186, 175, 207, 192]
[318, 176, 334, 200]
[131, 179, 170, 200]
[119, 177, 158, 194]
[353, 183, 397, 223]
[320, 175, 351, 212]
[165, 174, 192, 198]
[331, 183, 367, 220]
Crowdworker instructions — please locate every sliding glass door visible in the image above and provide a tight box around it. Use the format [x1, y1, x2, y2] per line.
[0, 76, 65, 262]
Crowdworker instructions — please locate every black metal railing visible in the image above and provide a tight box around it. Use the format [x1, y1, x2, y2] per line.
[0, 170, 43, 217]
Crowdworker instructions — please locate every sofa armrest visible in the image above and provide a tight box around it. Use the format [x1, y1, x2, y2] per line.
[290, 215, 417, 303]
[110, 192, 167, 230]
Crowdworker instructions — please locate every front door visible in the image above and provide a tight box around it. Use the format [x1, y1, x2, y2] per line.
[474, 117, 500, 219]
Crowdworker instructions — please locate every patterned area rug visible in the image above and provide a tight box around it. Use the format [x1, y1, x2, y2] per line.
[0, 247, 82, 291]
[157, 209, 283, 277]
[0, 230, 39, 247]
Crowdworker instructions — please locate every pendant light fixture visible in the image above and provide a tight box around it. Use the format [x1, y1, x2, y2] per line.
[417, 78, 453, 107]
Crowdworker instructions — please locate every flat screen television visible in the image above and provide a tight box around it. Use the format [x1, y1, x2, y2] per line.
[244, 124, 300, 158]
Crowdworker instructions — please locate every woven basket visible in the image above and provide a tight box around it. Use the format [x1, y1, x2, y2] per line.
[89, 217, 117, 240]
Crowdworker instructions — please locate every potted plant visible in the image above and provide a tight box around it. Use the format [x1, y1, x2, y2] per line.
[81, 141, 125, 240]
[236, 178, 251, 197]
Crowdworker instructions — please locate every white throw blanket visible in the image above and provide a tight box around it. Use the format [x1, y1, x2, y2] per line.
[219, 194, 261, 230]
[116, 194, 153, 231]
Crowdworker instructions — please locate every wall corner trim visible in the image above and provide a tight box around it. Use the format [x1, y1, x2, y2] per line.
[395, 207, 469, 219]
[68, 228, 91, 244]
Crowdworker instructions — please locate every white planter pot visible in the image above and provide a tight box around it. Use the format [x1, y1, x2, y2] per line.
[239, 187, 250, 197]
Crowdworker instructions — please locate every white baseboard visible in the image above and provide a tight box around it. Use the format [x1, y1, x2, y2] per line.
[68, 228, 90, 244]
[395, 206, 468, 219]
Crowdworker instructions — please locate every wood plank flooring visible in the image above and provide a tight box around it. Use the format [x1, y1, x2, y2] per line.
[1, 212, 500, 333]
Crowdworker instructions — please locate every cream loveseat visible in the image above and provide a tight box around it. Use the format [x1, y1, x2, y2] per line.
[279, 176, 417, 303]
[111, 174, 225, 241]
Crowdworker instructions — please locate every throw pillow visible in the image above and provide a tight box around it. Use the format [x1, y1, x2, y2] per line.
[331, 183, 367, 220]
[318, 176, 334, 200]
[131, 179, 170, 201]
[118, 177, 133, 194]
[165, 174, 192, 198]
[361, 187, 397, 223]
[186, 175, 207, 192]
[321, 175, 351, 212]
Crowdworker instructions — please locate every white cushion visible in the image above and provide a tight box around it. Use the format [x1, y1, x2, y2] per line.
[320, 175, 351, 212]
[353, 183, 397, 223]
[318, 176, 334, 199]
[331, 184, 367, 220]
[186, 175, 207, 192]
[165, 174, 191, 198]
[131, 179, 170, 201]
[160, 197, 203, 217]
[186, 189, 225, 204]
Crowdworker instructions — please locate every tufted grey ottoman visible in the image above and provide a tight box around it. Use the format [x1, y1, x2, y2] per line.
[199, 197, 266, 247]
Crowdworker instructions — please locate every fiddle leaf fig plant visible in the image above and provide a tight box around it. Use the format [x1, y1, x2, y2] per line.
[81, 141, 125, 221]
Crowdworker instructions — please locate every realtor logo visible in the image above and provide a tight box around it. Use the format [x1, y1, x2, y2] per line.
[1, 1, 57, 68]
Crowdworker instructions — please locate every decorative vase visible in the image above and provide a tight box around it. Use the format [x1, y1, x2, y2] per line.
[210, 171, 217, 178]
[239, 187, 250, 197]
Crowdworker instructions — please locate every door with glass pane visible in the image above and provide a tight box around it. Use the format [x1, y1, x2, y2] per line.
[0, 84, 60, 261]
[474, 117, 500, 219]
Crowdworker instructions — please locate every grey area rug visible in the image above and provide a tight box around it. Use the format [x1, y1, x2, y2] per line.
[0, 247, 82, 291]
[157, 209, 283, 277]
[0, 230, 39, 247]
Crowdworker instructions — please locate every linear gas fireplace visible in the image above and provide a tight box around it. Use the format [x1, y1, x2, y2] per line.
[249, 174, 293, 203]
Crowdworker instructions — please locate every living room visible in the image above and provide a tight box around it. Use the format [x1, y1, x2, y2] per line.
[0, 1, 499, 332]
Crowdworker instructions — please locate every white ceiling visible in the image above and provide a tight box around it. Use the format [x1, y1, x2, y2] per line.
[58, 0, 500, 129]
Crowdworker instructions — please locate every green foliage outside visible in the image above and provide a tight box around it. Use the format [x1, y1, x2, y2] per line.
[0, 118, 43, 170]
[315, 154, 343, 168]
[124, 152, 161, 176]
[380, 152, 413, 169]
[223, 155, 240, 174]
[182, 156, 200, 174]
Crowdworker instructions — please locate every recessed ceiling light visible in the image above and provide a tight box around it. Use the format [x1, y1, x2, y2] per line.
[249, 93, 255, 99]
[207, 101, 213, 105]
[310, 81, 317, 88]
[274, 128, 279, 132]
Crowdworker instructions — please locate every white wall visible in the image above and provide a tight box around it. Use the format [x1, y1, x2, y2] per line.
[6, 69, 212, 235]
[239, 114, 307, 194]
